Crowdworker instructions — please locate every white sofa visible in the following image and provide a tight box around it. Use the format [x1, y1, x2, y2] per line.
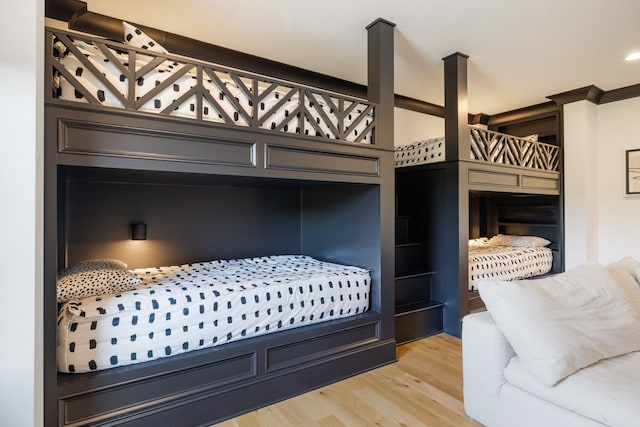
[462, 257, 640, 427]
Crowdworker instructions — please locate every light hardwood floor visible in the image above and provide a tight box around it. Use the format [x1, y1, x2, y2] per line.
[213, 334, 480, 427]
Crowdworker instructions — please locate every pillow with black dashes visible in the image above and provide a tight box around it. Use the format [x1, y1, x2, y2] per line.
[58, 259, 128, 278]
[123, 21, 168, 54]
[57, 267, 142, 303]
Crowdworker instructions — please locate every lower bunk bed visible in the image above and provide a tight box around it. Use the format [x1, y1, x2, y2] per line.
[57, 255, 371, 374]
[55, 250, 391, 426]
[467, 235, 554, 292]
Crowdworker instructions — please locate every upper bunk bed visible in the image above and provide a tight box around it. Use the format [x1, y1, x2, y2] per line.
[394, 123, 561, 194]
[392, 52, 564, 338]
[43, 10, 396, 427]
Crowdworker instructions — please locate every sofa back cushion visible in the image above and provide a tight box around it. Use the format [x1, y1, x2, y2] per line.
[606, 257, 640, 312]
[478, 263, 640, 386]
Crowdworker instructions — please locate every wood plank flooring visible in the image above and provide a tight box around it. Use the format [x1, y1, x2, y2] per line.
[212, 334, 480, 427]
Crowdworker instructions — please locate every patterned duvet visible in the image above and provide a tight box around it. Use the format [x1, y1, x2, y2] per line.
[469, 246, 553, 291]
[57, 255, 370, 373]
[394, 137, 446, 168]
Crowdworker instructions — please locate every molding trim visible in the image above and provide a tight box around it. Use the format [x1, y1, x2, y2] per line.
[599, 83, 640, 104]
[548, 83, 640, 107]
[547, 85, 604, 106]
[487, 102, 560, 127]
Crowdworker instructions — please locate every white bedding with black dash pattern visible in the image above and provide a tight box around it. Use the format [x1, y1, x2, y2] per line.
[468, 246, 553, 291]
[394, 137, 446, 168]
[57, 255, 370, 373]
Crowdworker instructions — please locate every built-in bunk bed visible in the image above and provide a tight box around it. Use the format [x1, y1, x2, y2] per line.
[394, 53, 563, 340]
[43, 5, 396, 425]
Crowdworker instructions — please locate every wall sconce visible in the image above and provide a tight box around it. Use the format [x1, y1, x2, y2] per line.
[131, 222, 147, 240]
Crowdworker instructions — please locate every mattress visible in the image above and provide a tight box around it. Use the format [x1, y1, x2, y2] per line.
[51, 36, 374, 143]
[57, 255, 370, 373]
[394, 137, 445, 168]
[469, 245, 553, 291]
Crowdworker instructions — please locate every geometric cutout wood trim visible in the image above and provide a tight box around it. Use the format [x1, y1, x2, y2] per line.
[469, 127, 559, 172]
[48, 29, 376, 146]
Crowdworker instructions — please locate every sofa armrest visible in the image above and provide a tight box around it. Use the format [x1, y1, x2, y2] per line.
[462, 311, 516, 422]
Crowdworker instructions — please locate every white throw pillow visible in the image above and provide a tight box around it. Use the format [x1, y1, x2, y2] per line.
[478, 263, 640, 386]
[486, 234, 551, 248]
[606, 257, 640, 312]
[123, 21, 168, 54]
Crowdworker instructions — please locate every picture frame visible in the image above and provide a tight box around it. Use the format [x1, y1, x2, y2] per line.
[627, 149, 640, 194]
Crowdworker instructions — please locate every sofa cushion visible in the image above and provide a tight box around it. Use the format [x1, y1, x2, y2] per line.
[478, 263, 640, 386]
[606, 257, 640, 312]
[505, 351, 640, 426]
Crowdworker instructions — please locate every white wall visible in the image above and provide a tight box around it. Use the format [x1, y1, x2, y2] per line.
[595, 97, 640, 263]
[0, 1, 43, 426]
[563, 97, 640, 268]
[563, 101, 599, 269]
[394, 107, 444, 147]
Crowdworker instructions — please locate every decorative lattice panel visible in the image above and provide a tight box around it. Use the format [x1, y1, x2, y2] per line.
[48, 30, 376, 145]
[469, 128, 559, 172]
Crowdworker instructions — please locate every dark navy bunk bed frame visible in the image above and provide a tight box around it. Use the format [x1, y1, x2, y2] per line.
[43, 2, 396, 425]
[394, 53, 564, 340]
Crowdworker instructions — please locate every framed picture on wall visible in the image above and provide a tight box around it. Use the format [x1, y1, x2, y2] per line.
[627, 149, 640, 194]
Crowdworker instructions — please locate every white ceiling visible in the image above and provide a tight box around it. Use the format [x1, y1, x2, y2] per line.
[84, 0, 640, 115]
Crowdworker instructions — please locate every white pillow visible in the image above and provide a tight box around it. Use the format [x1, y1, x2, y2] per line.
[487, 234, 550, 248]
[606, 257, 640, 312]
[468, 237, 489, 247]
[123, 21, 168, 54]
[478, 263, 640, 386]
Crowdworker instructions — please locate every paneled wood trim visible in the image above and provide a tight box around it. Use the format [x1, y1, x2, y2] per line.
[59, 353, 257, 426]
[265, 145, 380, 177]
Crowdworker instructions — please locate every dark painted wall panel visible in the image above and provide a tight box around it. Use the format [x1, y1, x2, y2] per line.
[64, 179, 302, 269]
[299, 184, 382, 308]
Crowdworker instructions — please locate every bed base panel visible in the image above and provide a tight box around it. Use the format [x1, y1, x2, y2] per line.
[113, 339, 395, 427]
[57, 313, 392, 426]
[462, 161, 560, 195]
[48, 105, 383, 183]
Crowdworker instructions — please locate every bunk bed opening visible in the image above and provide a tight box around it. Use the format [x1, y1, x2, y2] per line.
[56, 165, 384, 374]
[466, 191, 563, 312]
[59, 167, 382, 272]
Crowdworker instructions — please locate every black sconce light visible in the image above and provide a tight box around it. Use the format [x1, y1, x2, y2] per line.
[131, 222, 147, 240]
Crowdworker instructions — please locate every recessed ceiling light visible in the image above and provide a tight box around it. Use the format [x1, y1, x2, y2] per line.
[626, 52, 640, 61]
